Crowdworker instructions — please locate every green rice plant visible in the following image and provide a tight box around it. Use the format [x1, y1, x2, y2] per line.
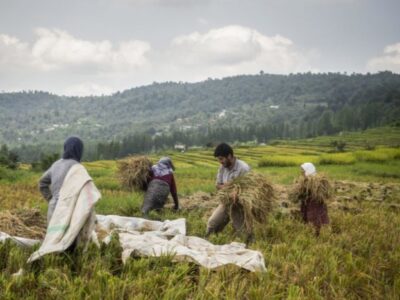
[319, 153, 356, 165]
[95, 190, 142, 216]
[0, 167, 30, 183]
[1, 188, 400, 299]
[351, 162, 400, 179]
[374, 148, 400, 160]
[93, 177, 121, 191]
[258, 155, 319, 167]
[84, 160, 117, 170]
[354, 150, 391, 162]
[2, 130, 400, 299]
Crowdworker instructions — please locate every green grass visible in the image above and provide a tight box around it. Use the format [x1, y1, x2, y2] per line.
[355, 148, 400, 162]
[319, 152, 357, 165]
[1, 206, 399, 299]
[1, 127, 400, 299]
[258, 155, 319, 167]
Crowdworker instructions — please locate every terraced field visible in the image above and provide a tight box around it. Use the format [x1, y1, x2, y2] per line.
[0, 127, 400, 299]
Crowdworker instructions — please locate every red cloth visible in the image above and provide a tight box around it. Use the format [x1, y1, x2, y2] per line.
[150, 173, 178, 200]
[301, 198, 329, 234]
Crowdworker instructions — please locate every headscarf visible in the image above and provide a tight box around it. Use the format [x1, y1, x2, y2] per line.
[301, 162, 316, 176]
[62, 136, 84, 162]
[152, 157, 175, 177]
[159, 157, 175, 170]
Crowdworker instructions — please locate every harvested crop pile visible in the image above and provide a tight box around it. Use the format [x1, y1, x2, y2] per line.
[290, 174, 332, 204]
[0, 209, 46, 239]
[215, 172, 275, 233]
[180, 191, 217, 210]
[117, 156, 153, 191]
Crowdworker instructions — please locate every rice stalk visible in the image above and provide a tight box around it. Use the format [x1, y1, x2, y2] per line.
[0, 210, 46, 239]
[289, 174, 332, 204]
[117, 156, 153, 191]
[215, 172, 274, 233]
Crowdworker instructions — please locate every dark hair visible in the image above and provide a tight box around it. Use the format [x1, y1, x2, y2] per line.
[214, 143, 233, 157]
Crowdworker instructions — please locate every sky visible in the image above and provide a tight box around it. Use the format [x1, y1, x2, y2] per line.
[0, 0, 399, 96]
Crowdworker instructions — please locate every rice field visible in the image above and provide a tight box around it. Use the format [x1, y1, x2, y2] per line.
[0, 127, 400, 299]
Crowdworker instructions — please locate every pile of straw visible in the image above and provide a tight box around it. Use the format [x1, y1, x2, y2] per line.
[17, 209, 47, 228]
[289, 174, 332, 204]
[215, 172, 274, 233]
[0, 209, 46, 239]
[117, 156, 153, 191]
[180, 192, 216, 210]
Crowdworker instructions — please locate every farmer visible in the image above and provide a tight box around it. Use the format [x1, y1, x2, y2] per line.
[206, 143, 250, 237]
[141, 157, 179, 215]
[34, 136, 100, 259]
[39, 136, 86, 222]
[296, 162, 330, 236]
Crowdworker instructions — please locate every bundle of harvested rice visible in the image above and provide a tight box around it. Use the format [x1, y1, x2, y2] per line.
[16, 209, 47, 229]
[117, 156, 153, 191]
[0, 209, 46, 239]
[289, 174, 332, 204]
[215, 172, 274, 233]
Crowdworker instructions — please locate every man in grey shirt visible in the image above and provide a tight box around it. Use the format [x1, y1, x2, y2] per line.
[206, 143, 250, 237]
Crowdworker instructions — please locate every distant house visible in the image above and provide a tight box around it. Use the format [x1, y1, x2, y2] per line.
[174, 144, 186, 152]
[218, 109, 227, 118]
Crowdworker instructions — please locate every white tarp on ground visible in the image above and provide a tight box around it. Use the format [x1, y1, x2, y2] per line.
[118, 233, 266, 272]
[0, 232, 40, 247]
[96, 215, 266, 272]
[96, 215, 186, 236]
[2, 213, 266, 272]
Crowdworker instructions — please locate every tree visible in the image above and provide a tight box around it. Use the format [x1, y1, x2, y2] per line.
[0, 144, 19, 169]
[331, 140, 346, 152]
[318, 111, 334, 135]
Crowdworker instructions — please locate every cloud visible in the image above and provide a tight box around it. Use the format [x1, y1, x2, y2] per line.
[366, 43, 400, 73]
[0, 34, 32, 69]
[0, 29, 150, 73]
[284, 0, 358, 3]
[117, 0, 212, 6]
[31, 28, 151, 71]
[197, 17, 210, 26]
[0, 26, 314, 95]
[165, 25, 311, 76]
[0, 28, 153, 95]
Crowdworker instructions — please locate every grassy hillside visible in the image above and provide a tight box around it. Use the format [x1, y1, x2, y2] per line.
[0, 129, 399, 299]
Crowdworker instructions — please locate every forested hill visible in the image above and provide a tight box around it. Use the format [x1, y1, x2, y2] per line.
[1, 71, 399, 148]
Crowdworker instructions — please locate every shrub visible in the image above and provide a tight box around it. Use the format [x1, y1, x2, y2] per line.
[31, 153, 59, 172]
[0, 166, 21, 181]
[330, 140, 346, 152]
[0, 145, 19, 169]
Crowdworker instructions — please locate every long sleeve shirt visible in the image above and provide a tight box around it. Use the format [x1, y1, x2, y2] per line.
[39, 158, 78, 221]
[150, 171, 179, 208]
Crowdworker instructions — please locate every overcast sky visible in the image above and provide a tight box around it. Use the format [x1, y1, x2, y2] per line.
[0, 0, 399, 96]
